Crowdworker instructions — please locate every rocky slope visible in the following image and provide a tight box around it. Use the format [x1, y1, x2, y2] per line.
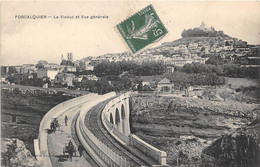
[1, 138, 40, 167]
[130, 94, 259, 166]
[201, 114, 260, 167]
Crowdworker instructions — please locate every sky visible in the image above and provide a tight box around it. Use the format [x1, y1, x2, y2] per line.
[1, 1, 260, 66]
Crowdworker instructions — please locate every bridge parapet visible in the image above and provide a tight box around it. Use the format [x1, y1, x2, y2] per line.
[130, 134, 167, 165]
[76, 92, 131, 167]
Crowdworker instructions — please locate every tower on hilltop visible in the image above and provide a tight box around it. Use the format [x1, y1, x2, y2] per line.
[67, 53, 73, 62]
[200, 21, 206, 29]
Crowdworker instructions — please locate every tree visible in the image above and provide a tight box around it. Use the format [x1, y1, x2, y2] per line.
[36, 60, 48, 69]
[96, 78, 113, 94]
[20, 77, 48, 87]
[6, 74, 23, 84]
[206, 55, 224, 65]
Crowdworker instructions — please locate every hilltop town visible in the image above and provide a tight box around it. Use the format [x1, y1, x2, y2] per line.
[1, 22, 259, 91]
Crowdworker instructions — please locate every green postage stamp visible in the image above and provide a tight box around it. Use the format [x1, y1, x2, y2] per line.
[116, 5, 168, 54]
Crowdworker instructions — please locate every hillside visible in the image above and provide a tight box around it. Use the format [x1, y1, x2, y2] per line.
[202, 113, 260, 167]
[78, 22, 255, 67]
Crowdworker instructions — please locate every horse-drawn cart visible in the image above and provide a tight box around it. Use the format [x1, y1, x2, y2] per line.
[50, 118, 60, 132]
[63, 145, 76, 156]
[63, 143, 76, 161]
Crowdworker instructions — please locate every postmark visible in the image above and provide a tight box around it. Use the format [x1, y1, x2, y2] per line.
[116, 4, 168, 54]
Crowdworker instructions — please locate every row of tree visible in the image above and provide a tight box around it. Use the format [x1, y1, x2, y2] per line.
[164, 72, 226, 88]
[73, 76, 137, 94]
[182, 61, 259, 79]
[74, 71, 226, 94]
[93, 58, 258, 80]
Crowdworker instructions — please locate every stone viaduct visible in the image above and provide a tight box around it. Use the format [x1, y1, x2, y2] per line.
[35, 92, 167, 167]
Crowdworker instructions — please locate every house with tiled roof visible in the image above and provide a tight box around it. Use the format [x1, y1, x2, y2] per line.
[157, 78, 174, 93]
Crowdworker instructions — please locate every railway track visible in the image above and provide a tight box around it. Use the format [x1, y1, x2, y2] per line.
[84, 98, 150, 167]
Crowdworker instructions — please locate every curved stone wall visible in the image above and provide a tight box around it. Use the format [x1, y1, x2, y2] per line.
[76, 92, 132, 167]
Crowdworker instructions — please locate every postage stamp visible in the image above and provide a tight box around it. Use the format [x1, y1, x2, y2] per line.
[116, 4, 168, 54]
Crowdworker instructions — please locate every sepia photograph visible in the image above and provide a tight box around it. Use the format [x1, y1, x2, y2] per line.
[1, 1, 259, 167]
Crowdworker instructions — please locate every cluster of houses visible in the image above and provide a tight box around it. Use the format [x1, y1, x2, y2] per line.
[1, 53, 98, 87]
[84, 50, 208, 67]
[90, 37, 254, 67]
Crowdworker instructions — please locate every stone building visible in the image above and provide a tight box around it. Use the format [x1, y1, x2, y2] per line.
[157, 78, 174, 93]
[55, 73, 75, 87]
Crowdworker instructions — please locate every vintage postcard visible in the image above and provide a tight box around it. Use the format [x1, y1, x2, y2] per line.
[1, 1, 259, 167]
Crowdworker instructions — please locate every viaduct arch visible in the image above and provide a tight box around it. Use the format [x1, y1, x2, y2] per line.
[101, 92, 167, 165]
[104, 93, 131, 136]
